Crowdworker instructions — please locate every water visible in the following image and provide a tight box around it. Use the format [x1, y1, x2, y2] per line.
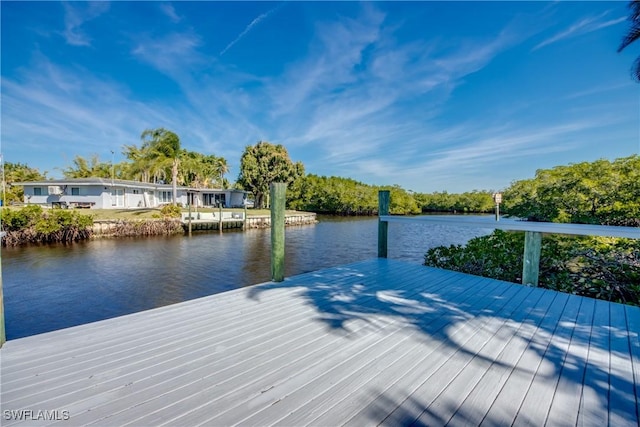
[2, 215, 492, 339]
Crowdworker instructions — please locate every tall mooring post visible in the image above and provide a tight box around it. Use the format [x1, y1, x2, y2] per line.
[271, 183, 286, 282]
[492, 192, 502, 222]
[378, 190, 390, 258]
[522, 231, 542, 286]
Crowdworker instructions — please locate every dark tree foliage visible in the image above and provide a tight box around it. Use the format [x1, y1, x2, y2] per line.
[2, 205, 94, 245]
[237, 141, 304, 209]
[618, 0, 640, 81]
[425, 156, 640, 306]
[426, 231, 640, 305]
[2, 162, 47, 204]
[413, 190, 495, 213]
[289, 175, 420, 215]
[502, 156, 640, 226]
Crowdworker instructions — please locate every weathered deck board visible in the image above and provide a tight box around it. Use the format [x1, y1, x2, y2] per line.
[479, 291, 571, 426]
[1, 258, 638, 426]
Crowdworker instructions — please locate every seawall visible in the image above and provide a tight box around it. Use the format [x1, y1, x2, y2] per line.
[92, 212, 318, 236]
[245, 212, 318, 229]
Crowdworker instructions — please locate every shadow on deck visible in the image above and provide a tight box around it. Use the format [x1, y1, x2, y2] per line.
[1, 259, 638, 426]
[247, 259, 639, 426]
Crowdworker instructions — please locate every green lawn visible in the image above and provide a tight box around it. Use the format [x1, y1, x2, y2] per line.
[3, 205, 311, 220]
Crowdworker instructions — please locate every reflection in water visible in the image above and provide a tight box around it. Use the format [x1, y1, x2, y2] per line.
[2, 216, 491, 339]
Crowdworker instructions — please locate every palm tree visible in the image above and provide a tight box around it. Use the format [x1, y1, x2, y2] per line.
[177, 150, 205, 187]
[618, 0, 640, 81]
[62, 155, 111, 178]
[215, 156, 230, 188]
[140, 128, 181, 205]
[179, 153, 229, 188]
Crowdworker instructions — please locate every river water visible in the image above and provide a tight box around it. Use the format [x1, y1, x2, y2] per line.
[2, 215, 493, 339]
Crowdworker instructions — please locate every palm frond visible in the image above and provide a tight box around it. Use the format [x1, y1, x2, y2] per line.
[629, 0, 640, 21]
[618, 25, 640, 52]
[632, 55, 640, 81]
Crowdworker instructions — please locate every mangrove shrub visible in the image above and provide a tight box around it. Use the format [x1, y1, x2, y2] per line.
[290, 175, 420, 215]
[502, 155, 640, 226]
[425, 156, 640, 306]
[425, 231, 640, 305]
[2, 206, 94, 245]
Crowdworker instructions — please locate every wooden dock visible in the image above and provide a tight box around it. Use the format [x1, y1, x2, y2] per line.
[1, 258, 639, 426]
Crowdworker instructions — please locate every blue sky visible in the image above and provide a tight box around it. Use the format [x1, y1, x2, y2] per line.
[1, 1, 638, 193]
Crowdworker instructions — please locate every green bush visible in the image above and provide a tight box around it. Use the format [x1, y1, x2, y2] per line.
[160, 204, 182, 218]
[1, 206, 94, 245]
[2, 205, 43, 231]
[425, 231, 640, 305]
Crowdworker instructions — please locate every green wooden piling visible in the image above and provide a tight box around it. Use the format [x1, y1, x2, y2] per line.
[271, 183, 286, 282]
[522, 231, 542, 286]
[378, 190, 390, 258]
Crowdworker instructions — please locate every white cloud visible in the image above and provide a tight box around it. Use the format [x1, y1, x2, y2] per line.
[268, 5, 386, 117]
[563, 82, 630, 100]
[4, 2, 635, 190]
[131, 32, 206, 78]
[220, 3, 284, 56]
[61, 1, 109, 46]
[1, 57, 185, 172]
[358, 118, 621, 192]
[262, 4, 526, 177]
[160, 3, 181, 23]
[533, 11, 625, 51]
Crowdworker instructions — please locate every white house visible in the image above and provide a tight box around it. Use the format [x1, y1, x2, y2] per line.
[15, 178, 249, 209]
[187, 189, 249, 209]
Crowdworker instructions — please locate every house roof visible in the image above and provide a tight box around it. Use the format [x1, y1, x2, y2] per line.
[13, 178, 178, 190]
[13, 178, 249, 193]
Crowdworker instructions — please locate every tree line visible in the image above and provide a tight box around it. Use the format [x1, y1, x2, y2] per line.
[64, 128, 229, 205]
[424, 155, 640, 306]
[502, 156, 639, 226]
[3, 128, 639, 223]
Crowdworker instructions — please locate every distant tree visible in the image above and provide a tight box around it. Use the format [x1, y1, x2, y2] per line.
[2, 162, 47, 204]
[62, 155, 113, 179]
[289, 175, 420, 215]
[214, 156, 230, 188]
[384, 185, 421, 215]
[237, 141, 304, 209]
[123, 133, 229, 195]
[122, 143, 167, 183]
[413, 190, 495, 213]
[139, 128, 181, 205]
[618, 0, 640, 81]
[180, 152, 229, 188]
[503, 155, 640, 226]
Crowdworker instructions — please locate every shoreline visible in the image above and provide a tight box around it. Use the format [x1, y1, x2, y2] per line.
[92, 212, 318, 237]
[1, 209, 318, 245]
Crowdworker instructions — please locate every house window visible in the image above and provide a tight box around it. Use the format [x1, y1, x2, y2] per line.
[159, 191, 173, 203]
[33, 187, 42, 196]
[132, 189, 140, 194]
[71, 187, 80, 196]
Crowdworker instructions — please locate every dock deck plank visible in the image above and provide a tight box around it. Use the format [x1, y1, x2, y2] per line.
[1, 258, 637, 426]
